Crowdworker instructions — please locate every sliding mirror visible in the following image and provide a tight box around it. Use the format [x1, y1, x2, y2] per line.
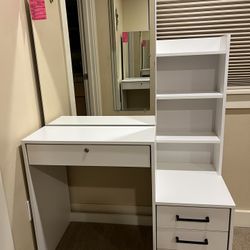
[108, 0, 150, 110]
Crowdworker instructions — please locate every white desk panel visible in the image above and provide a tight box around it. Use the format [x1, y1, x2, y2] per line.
[156, 170, 235, 208]
[49, 116, 156, 126]
[22, 126, 156, 144]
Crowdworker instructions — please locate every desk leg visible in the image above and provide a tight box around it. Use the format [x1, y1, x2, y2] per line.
[23, 146, 70, 250]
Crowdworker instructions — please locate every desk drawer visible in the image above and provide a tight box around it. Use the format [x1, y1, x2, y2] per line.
[157, 206, 229, 231]
[157, 228, 228, 250]
[27, 144, 150, 167]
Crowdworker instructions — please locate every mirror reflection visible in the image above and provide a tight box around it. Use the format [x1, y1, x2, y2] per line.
[122, 31, 150, 78]
[31, 0, 152, 122]
[109, 0, 150, 111]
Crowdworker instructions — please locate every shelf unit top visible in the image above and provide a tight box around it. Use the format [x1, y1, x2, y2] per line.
[156, 36, 228, 57]
[156, 170, 235, 208]
[22, 126, 156, 144]
[156, 134, 220, 144]
[156, 92, 223, 100]
[49, 116, 156, 126]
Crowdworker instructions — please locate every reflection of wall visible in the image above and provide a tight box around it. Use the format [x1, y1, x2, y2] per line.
[32, 0, 72, 123]
[122, 0, 149, 32]
[0, 0, 41, 249]
[95, 0, 154, 115]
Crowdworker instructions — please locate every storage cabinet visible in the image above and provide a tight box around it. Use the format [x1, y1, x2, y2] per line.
[155, 36, 235, 250]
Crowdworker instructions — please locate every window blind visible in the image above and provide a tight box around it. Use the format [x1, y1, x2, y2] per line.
[156, 0, 250, 86]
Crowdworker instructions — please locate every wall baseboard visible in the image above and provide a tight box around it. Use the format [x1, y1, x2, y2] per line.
[70, 212, 152, 226]
[234, 209, 250, 227]
[71, 203, 152, 215]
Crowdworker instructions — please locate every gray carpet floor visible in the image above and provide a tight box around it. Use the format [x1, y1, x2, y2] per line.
[233, 227, 250, 250]
[56, 223, 250, 250]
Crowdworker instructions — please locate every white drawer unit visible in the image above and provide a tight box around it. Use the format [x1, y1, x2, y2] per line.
[157, 228, 228, 250]
[27, 144, 151, 167]
[157, 206, 230, 231]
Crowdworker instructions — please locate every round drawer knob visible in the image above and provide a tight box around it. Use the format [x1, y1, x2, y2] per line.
[84, 148, 90, 153]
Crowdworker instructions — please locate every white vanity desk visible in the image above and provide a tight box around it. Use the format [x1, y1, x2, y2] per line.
[22, 115, 235, 250]
[22, 117, 156, 250]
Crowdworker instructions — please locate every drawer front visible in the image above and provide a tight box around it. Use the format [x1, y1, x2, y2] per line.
[27, 144, 151, 167]
[157, 228, 228, 250]
[121, 81, 150, 90]
[157, 206, 229, 231]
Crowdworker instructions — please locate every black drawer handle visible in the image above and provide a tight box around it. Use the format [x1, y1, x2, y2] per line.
[176, 215, 210, 223]
[84, 148, 90, 153]
[176, 237, 208, 245]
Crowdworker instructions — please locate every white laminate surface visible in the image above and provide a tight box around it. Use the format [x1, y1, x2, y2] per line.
[156, 170, 235, 208]
[49, 116, 156, 126]
[156, 36, 227, 57]
[22, 126, 156, 144]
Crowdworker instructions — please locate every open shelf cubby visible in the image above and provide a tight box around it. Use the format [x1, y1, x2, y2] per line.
[157, 143, 220, 172]
[156, 54, 226, 96]
[157, 99, 223, 138]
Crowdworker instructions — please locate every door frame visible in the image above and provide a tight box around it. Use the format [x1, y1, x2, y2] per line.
[59, 0, 103, 115]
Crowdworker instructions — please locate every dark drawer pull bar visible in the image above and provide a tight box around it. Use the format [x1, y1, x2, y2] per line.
[176, 237, 208, 245]
[176, 215, 210, 223]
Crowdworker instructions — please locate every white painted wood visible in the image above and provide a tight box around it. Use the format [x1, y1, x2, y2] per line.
[58, 0, 77, 115]
[157, 99, 218, 135]
[234, 209, 250, 227]
[27, 144, 150, 168]
[157, 206, 229, 231]
[156, 170, 235, 208]
[157, 143, 216, 171]
[49, 115, 156, 126]
[0, 173, 15, 250]
[157, 55, 219, 95]
[22, 126, 155, 144]
[157, 228, 228, 250]
[156, 36, 227, 57]
[22, 144, 70, 250]
[22, 123, 155, 249]
[70, 212, 152, 226]
[155, 34, 233, 250]
[30, 165, 70, 250]
[156, 134, 220, 144]
[156, 92, 223, 100]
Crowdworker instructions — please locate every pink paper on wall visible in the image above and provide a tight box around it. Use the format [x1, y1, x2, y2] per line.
[29, 0, 47, 20]
[122, 32, 128, 43]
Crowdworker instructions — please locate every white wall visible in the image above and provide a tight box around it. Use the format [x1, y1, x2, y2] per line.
[0, 0, 41, 249]
[122, 0, 149, 32]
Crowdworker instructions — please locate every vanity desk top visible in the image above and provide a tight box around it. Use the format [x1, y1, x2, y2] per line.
[48, 115, 156, 126]
[22, 125, 156, 145]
